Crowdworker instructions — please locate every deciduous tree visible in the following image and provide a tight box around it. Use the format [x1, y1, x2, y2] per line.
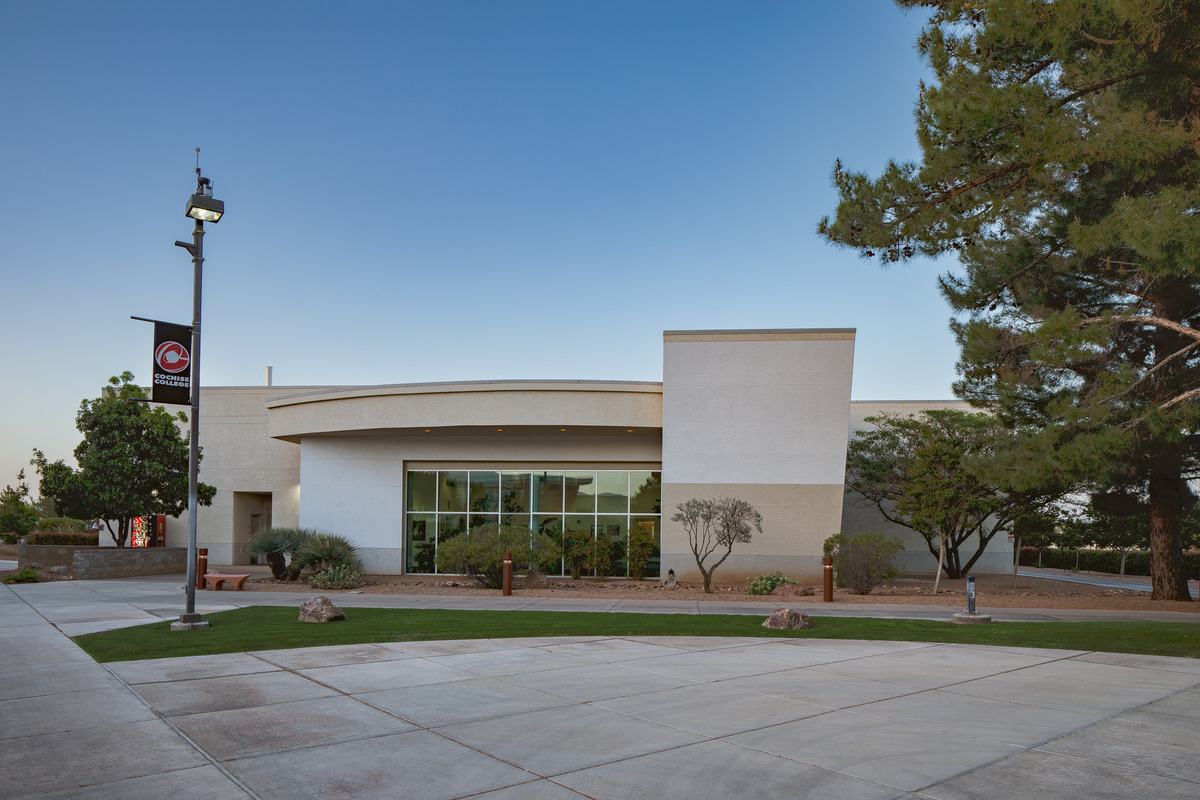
[820, 0, 1199, 599]
[32, 372, 215, 547]
[672, 497, 761, 592]
[847, 410, 1056, 593]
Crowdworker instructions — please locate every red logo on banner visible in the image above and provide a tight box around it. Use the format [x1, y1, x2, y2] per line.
[155, 341, 190, 374]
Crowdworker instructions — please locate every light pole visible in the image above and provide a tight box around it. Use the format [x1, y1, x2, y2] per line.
[172, 150, 223, 630]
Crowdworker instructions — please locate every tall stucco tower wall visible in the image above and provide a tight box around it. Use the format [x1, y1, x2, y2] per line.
[660, 329, 855, 585]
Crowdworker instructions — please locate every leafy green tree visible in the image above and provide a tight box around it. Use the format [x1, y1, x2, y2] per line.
[0, 470, 39, 542]
[32, 372, 215, 547]
[1082, 510, 1151, 576]
[820, 1, 1198, 600]
[847, 410, 1056, 592]
[671, 497, 762, 593]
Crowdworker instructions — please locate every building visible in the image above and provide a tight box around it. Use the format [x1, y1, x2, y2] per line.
[167, 328, 1010, 583]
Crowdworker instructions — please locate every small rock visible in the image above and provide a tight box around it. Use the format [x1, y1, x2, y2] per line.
[523, 567, 549, 589]
[762, 608, 814, 630]
[298, 595, 345, 623]
[25, 561, 43, 570]
[47, 565, 71, 574]
[771, 583, 814, 597]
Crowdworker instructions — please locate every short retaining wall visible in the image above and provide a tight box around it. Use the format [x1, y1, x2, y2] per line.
[19, 545, 188, 579]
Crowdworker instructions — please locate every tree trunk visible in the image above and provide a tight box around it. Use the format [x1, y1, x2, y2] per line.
[1012, 534, 1022, 590]
[1119, 549, 1127, 576]
[265, 552, 288, 581]
[1148, 455, 1192, 601]
[932, 536, 945, 595]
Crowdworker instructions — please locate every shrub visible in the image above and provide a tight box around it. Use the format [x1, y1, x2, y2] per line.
[294, 532, 363, 577]
[747, 571, 797, 595]
[244, 527, 313, 581]
[563, 531, 624, 579]
[37, 517, 87, 533]
[627, 527, 656, 580]
[1, 567, 43, 584]
[824, 531, 904, 595]
[309, 563, 364, 589]
[27, 532, 100, 546]
[436, 523, 559, 588]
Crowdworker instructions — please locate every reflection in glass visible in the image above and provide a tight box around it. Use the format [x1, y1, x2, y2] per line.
[533, 471, 563, 513]
[407, 514, 435, 573]
[438, 515, 467, 542]
[535, 514, 565, 576]
[407, 471, 437, 512]
[599, 515, 628, 576]
[630, 471, 661, 514]
[501, 514, 531, 529]
[469, 471, 500, 512]
[502, 471, 531, 513]
[439, 472, 468, 512]
[631, 516, 661, 578]
[470, 514, 498, 531]
[597, 471, 629, 513]
[565, 471, 595, 513]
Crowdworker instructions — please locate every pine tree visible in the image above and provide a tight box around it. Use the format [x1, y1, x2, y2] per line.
[820, 0, 1199, 600]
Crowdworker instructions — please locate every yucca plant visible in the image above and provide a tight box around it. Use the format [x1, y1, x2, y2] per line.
[244, 527, 313, 581]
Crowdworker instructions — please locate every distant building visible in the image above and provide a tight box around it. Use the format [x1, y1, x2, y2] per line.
[168, 329, 1010, 582]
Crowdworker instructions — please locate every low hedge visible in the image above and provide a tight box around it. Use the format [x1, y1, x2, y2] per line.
[36, 517, 87, 533]
[27, 532, 100, 546]
[1019, 547, 1200, 577]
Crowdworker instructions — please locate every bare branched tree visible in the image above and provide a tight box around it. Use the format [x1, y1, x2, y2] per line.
[672, 497, 762, 592]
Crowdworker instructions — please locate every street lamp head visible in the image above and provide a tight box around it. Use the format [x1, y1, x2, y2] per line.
[185, 177, 224, 222]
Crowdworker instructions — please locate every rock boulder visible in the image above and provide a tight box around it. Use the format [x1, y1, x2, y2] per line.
[298, 595, 346, 623]
[762, 608, 814, 630]
[522, 567, 549, 589]
[771, 583, 814, 597]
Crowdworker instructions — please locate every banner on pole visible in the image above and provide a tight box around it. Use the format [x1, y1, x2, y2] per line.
[152, 322, 192, 405]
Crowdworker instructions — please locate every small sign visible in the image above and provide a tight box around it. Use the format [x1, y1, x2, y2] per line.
[152, 322, 192, 405]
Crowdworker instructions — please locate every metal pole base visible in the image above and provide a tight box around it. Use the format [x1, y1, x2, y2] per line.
[171, 613, 211, 631]
[951, 612, 993, 624]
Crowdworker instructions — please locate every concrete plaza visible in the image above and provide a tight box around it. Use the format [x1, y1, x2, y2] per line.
[2, 576, 1199, 799]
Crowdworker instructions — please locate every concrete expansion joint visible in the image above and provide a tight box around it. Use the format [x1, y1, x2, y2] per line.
[100, 658, 264, 799]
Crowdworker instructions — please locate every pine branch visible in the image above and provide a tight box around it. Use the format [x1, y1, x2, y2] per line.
[1079, 314, 1200, 343]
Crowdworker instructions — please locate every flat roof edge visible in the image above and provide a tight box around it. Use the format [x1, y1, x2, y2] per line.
[663, 328, 856, 335]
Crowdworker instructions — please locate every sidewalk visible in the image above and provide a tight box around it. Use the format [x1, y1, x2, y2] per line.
[3, 577, 1199, 799]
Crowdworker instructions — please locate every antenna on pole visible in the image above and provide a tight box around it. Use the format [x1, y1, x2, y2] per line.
[195, 147, 202, 189]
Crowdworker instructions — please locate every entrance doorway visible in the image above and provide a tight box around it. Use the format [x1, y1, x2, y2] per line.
[232, 492, 272, 565]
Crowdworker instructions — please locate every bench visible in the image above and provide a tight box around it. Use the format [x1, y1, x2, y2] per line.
[203, 572, 252, 591]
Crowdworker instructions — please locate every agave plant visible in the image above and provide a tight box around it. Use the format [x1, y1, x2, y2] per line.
[294, 532, 363, 576]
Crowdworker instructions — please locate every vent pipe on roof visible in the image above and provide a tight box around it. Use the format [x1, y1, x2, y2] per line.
[265, 366, 274, 387]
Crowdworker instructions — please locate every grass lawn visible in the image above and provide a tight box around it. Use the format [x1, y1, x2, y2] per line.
[72, 606, 1200, 662]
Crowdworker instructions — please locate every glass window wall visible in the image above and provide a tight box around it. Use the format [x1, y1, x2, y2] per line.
[406, 469, 661, 578]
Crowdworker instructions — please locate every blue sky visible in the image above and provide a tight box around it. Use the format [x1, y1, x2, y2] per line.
[2, 0, 957, 489]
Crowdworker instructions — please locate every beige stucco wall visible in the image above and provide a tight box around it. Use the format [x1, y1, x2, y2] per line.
[298, 429, 663, 573]
[267, 381, 662, 442]
[166, 387, 306, 565]
[660, 482, 843, 584]
[660, 329, 855, 587]
[843, 400, 1013, 575]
